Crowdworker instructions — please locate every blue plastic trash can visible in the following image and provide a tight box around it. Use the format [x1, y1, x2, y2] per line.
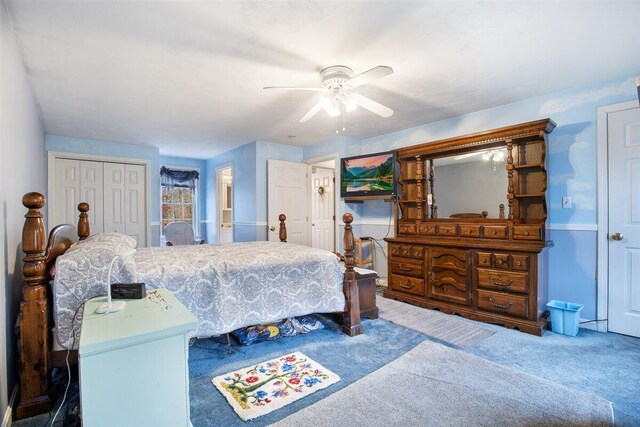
[546, 300, 584, 336]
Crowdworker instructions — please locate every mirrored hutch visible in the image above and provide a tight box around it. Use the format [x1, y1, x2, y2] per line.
[384, 119, 556, 335]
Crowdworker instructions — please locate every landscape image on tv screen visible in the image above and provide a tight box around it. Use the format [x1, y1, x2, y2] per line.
[342, 152, 394, 196]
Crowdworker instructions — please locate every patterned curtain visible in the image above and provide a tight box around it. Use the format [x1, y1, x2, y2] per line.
[160, 166, 199, 190]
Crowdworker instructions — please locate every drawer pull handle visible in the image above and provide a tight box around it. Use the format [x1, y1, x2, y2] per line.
[489, 297, 513, 310]
[492, 230, 498, 235]
[523, 231, 530, 236]
[516, 261, 523, 266]
[481, 258, 488, 263]
[398, 264, 414, 272]
[489, 277, 513, 288]
[496, 259, 504, 265]
[467, 229, 473, 234]
[399, 281, 414, 290]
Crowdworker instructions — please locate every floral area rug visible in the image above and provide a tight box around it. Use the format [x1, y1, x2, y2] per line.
[212, 352, 340, 421]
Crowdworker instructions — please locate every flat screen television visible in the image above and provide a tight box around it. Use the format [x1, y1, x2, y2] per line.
[340, 151, 396, 198]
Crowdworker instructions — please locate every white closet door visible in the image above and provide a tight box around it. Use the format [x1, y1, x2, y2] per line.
[53, 158, 80, 226]
[80, 161, 104, 234]
[103, 163, 126, 234]
[124, 164, 146, 247]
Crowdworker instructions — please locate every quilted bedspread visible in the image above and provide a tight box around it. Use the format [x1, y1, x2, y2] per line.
[53, 239, 345, 349]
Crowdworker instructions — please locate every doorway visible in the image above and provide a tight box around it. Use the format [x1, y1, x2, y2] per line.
[308, 157, 337, 252]
[597, 101, 640, 337]
[216, 165, 233, 243]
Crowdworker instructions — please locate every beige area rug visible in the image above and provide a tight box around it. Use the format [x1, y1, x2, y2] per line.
[212, 351, 340, 421]
[272, 340, 613, 427]
[377, 295, 495, 348]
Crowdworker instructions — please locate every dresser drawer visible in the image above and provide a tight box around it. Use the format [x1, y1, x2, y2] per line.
[483, 225, 508, 239]
[389, 274, 425, 296]
[477, 289, 529, 318]
[460, 225, 481, 238]
[477, 269, 529, 294]
[477, 252, 492, 267]
[493, 253, 510, 269]
[418, 223, 437, 236]
[437, 225, 459, 237]
[510, 254, 530, 271]
[390, 258, 424, 278]
[513, 225, 542, 241]
[398, 223, 417, 235]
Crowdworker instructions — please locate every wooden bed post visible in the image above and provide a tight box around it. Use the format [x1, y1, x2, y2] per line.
[16, 193, 51, 419]
[341, 213, 363, 336]
[77, 202, 90, 240]
[278, 214, 287, 242]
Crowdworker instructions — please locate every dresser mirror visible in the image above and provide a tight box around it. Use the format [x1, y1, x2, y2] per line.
[429, 147, 508, 219]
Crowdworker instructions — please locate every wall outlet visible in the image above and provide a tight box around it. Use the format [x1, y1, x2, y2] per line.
[562, 196, 572, 209]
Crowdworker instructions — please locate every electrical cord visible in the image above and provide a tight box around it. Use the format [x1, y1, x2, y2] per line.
[579, 319, 607, 325]
[49, 298, 108, 426]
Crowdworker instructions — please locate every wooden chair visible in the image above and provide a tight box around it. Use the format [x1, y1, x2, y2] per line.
[355, 237, 374, 269]
[164, 222, 205, 246]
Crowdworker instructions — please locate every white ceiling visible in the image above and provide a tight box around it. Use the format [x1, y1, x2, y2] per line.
[7, 1, 640, 159]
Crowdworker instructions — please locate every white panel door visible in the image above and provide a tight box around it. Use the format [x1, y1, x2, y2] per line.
[124, 164, 147, 247]
[311, 167, 335, 251]
[80, 161, 104, 234]
[53, 158, 80, 226]
[608, 106, 640, 337]
[267, 160, 310, 245]
[103, 163, 126, 234]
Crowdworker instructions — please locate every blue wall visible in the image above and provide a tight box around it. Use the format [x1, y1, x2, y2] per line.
[46, 134, 162, 246]
[159, 156, 207, 239]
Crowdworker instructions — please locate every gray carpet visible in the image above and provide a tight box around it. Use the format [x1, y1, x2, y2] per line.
[273, 340, 613, 427]
[377, 295, 495, 348]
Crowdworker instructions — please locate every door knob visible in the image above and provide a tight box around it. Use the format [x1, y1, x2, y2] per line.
[611, 232, 624, 241]
[269, 226, 275, 232]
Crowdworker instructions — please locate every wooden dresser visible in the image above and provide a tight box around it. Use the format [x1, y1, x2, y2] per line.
[384, 119, 555, 335]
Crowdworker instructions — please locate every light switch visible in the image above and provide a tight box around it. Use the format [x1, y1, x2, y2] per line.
[562, 196, 572, 209]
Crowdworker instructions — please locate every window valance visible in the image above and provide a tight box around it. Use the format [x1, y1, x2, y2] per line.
[160, 166, 199, 190]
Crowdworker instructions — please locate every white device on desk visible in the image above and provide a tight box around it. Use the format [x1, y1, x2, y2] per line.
[96, 248, 135, 314]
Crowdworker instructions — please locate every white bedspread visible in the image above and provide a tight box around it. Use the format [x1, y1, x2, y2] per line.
[53, 239, 345, 349]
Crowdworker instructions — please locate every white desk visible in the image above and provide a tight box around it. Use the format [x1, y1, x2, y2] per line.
[79, 289, 198, 427]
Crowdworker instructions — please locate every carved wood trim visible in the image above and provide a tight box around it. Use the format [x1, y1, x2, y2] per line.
[506, 139, 514, 221]
[397, 119, 556, 159]
[16, 192, 51, 419]
[278, 214, 287, 242]
[341, 213, 363, 336]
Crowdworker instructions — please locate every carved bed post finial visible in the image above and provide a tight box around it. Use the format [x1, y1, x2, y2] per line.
[77, 202, 90, 240]
[16, 192, 51, 419]
[342, 213, 363, 336]
[278, 214, 287, 242]
[499, 204, 505, 219]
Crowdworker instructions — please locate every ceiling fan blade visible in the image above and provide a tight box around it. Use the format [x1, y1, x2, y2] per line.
[350, 93, 393, 118]
[299, 98, 325, 123]
[345, 66, 393, 88]
[263, 86, 326, 92]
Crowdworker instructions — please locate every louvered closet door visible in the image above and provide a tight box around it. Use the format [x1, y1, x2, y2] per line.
[80, 161, 104, 233]
[53, 158, 80, 226]
[124, 164, 146, 247]
[103, 163, 126, 234]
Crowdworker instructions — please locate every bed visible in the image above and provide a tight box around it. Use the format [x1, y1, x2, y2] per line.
[16, 192, 362, 419]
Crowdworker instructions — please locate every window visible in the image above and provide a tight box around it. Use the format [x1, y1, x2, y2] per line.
[160, 167, 199, 237]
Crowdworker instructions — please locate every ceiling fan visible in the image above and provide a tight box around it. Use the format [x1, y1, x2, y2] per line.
[264, 65, 394, 123]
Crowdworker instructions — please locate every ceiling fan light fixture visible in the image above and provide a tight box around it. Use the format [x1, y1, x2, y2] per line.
[342, 95, 358, 112]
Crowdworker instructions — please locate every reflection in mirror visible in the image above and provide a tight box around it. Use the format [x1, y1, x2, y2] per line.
[430, 148, 508, 219]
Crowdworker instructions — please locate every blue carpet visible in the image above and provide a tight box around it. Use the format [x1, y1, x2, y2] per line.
[188, 315, 425, 427]
[465, 325, 640, 426]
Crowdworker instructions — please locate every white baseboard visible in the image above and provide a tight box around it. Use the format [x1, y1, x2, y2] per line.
[2, 385, 18, 427]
